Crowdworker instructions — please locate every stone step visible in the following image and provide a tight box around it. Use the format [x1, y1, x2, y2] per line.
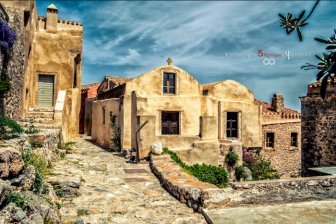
[28, 107, 54, 113]
[25, 112, 54, 119]
[19, 122, 61, 130]
[19, 118, 55, 124]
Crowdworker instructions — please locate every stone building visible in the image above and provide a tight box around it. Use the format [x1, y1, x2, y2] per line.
[0, 1, 83, 142]
[92, 59, 263, 165]
[300, 80, 336, 176]
[80, 83, 100, 134]
[255, 94, 301, 178]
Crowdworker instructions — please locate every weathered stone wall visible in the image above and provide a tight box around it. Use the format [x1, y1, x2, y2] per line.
[261, 122, 301, 178]
[150, 155, 336, 213]
[0, 7, 25, 119]
[301, 95, 336, 176]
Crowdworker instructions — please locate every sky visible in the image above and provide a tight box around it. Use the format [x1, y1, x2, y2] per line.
[36, 1, 336, 111]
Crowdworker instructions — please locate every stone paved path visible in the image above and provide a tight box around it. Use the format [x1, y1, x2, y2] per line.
[51, 137, 206, 224]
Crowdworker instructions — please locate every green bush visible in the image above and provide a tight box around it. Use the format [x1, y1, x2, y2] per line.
[22, 148, 48, 177]
[235, 165, 248, 181]
[246, 156, 279, 180]
[163, 147, 228, 188]
[0, 114, 23, 139]
[6, 192, 29, 210]
[33, 170, 43, 192]
[225, 146, 239, 167]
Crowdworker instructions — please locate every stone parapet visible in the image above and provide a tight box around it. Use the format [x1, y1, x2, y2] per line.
[150, 155, 336, 214]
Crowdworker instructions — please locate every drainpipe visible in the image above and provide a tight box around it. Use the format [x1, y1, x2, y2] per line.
[135, 120, 148, 163]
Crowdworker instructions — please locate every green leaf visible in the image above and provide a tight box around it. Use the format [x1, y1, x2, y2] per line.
[278, 13, 286, 19]
[297, 28, 303, 41]
[315, 54, 324, 61]
[326, 45, 336, 50]
[315, 38, 332, 44]
[298, 10, 306, 21]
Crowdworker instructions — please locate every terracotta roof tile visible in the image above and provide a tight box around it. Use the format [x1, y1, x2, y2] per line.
[254, 100, 301, 117]
[81, 82, 100, 91]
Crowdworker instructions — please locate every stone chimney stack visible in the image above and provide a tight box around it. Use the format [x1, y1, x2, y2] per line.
[272, 93, 284, 113]
[46, 4, 58, 32]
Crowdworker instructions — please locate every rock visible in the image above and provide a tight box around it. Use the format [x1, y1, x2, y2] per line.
[47, 176, 81, 198]
[151, 141, 163, 155]
[243, 167, 253, 181]
[0, 180, 12, 207]
[11, 165, 36, 190]
[0, 147, 24, 179]
[21, 191, 61, 223]
[1, 203, 28, 222]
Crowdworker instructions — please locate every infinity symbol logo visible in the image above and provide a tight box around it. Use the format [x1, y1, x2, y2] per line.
[263, 58, 275, 65]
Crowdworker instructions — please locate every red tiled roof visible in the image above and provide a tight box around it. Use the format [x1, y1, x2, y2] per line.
[254, 100, 300, 116]
[81, 82, 100, 91]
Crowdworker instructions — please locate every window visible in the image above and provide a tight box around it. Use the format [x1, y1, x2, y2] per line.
[162, 112, 179, 135]
[226, 112, 238, 138]
[102, 107, 106, 125]
[203, 90, 209, 96]
[266, 132, 275, 148]
[291, 132, 298, 147]
[163, 73, 176, 94]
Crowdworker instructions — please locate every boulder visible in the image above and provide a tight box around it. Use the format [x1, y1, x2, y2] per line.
[0, 180, 12, 207]
[0, 147, 24, 179]
[243, 166, 253, 181]
[11, 165, 36, 190]
[151, 141, 163, 155]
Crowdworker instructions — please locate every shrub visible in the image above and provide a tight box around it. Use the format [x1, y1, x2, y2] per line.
[235, 165, 248, 181]
[247, 156, 279, 180]
[0, 114, 23, 139]
[225, 146, 239, 167]
[242, 149, 256, 164]
[163, 147, 228, 188]
[33, 170, 43, 192]
[22, 148, 48, 177]
[6, 192, 29, 210]
[0, 78, 11, 93]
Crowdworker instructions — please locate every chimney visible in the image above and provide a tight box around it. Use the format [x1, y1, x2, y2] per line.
[272, 93, 284, 113]
[46, 4, 58, 32]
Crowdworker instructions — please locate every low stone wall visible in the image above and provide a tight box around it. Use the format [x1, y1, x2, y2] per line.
[150, 155, 336, 213]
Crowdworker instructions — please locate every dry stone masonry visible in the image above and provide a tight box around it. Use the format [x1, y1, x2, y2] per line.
[301, 81, 336, 176]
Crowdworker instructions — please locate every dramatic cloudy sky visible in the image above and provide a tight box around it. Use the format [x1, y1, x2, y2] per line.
[36, 1, 336, 111]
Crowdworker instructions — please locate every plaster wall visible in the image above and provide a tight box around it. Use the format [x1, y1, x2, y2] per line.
[91, 99, 120, 148]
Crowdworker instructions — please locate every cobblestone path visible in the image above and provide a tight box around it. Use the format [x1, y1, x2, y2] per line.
[51, 137, 206, 224]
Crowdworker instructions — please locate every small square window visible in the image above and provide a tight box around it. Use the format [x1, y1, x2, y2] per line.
[291, 132, 298, 147]
[163, 73, 176, 94]
[266, 132, 275, 148]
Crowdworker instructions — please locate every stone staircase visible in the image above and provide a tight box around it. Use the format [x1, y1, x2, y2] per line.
[18, 108, 61, 130]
